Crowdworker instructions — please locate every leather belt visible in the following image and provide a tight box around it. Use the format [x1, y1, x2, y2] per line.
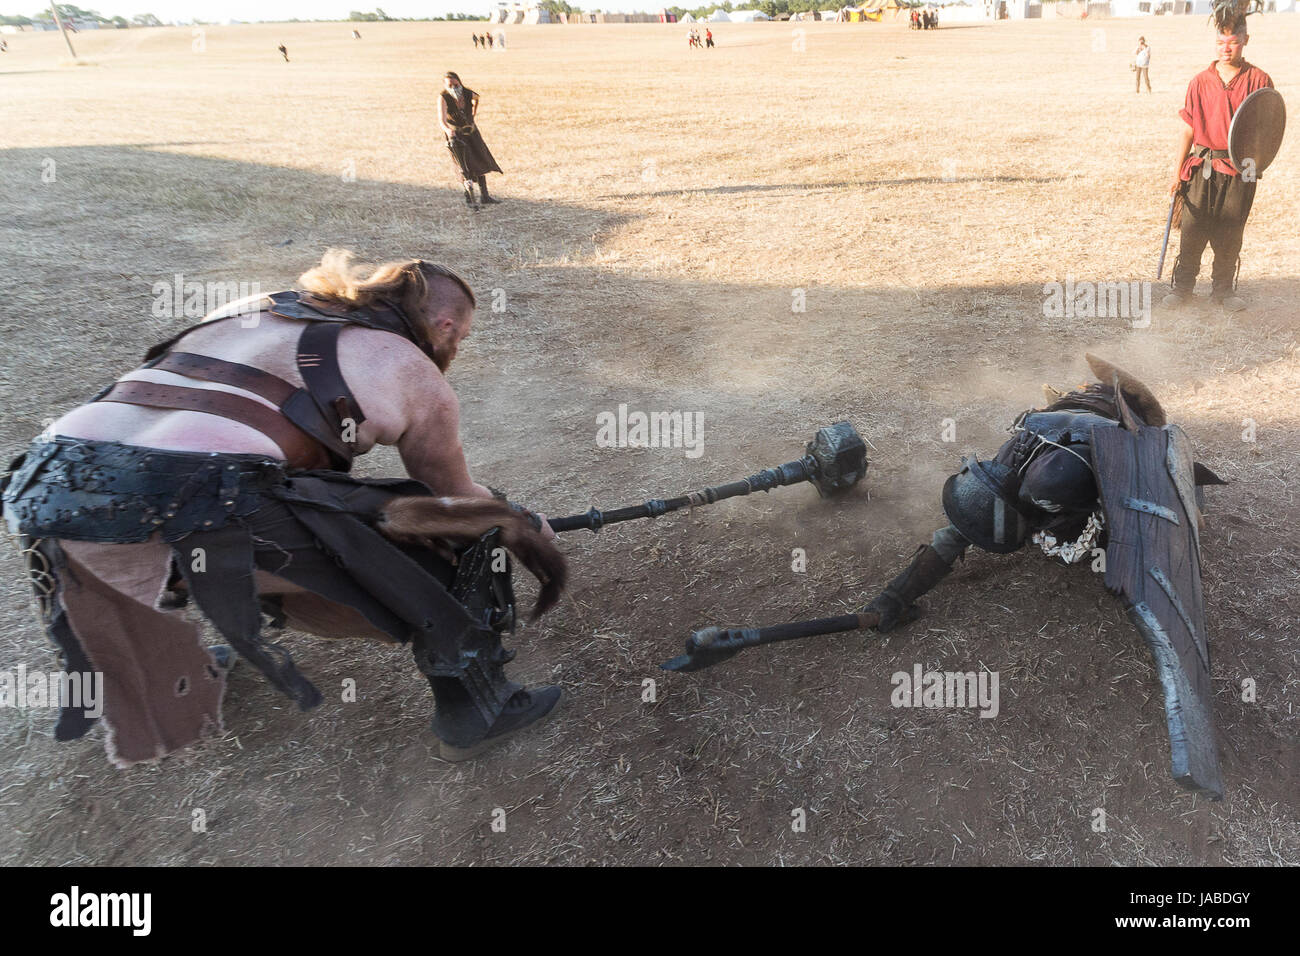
[97, 380, 328, 469]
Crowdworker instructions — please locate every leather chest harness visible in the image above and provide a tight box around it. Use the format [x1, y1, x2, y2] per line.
[92, 291, 429, 472]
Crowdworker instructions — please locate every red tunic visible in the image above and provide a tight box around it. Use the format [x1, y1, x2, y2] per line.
[1179, 61, 1274, 180]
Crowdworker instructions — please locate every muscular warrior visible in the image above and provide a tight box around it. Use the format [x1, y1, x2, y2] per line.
[3, 251, 566, 767]
[439, 71, 503, 209]
[1164, 6, 1273, 313]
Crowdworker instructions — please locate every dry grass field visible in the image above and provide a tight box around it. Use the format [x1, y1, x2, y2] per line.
[0, 16, 1297, 866]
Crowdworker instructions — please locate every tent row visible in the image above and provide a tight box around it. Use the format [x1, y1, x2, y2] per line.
[697, 4, 910, 22]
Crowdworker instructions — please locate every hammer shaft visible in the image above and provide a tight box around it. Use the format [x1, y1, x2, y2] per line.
[737, 611, 878, 646]
[548, 458, 813, 533]
[660, 611, 881, 672]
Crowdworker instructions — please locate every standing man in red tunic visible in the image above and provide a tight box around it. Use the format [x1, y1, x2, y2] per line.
[1164, 6, 1273, 313]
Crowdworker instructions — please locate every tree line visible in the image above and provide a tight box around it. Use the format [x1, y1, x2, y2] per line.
[0, 5, 486, 26]
[0, 4, 160, 26]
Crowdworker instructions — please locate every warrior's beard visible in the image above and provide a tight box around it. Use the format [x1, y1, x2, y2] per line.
[429, 342, 454, 373]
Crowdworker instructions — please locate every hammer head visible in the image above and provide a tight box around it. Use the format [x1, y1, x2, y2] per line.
[660, 626, 747, 672]
[806, 421, 868, 498]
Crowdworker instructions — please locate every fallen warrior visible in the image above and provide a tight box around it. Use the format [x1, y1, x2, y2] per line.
[673, 355, 1230, 798]
[2, 251, 567, 767]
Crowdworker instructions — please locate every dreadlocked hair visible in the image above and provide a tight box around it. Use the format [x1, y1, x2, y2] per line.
[1211, 0, 1261, 33]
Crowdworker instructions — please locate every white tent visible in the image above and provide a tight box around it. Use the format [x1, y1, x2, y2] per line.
[709, 9, 732, 20]
[681, 12, 696, 21]
[729, 8, 771, 19]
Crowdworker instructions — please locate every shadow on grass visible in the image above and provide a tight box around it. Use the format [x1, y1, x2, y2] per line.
[603, 173, 1073, 199]
[1, 140, 1296, 455]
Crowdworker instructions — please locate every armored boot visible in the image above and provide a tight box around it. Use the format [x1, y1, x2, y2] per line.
[415, 628, 560, 761]
[433, 680, 562, 762]
[865, 544, 955, 632]
[414, 528, 558, 760]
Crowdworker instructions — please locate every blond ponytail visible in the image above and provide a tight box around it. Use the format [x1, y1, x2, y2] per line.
[296, 249, 475, 325]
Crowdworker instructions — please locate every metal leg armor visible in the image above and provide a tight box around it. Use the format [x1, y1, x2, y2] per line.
[410, 529, 522, 748]
[866, 534, 962, 633]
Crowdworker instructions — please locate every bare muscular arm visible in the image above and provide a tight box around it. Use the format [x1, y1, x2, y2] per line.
[344, 332, 555, 537]
[397, 372, 493, 499]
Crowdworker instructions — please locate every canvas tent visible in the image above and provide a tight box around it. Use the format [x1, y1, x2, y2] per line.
[681, 12, 696, 20]
[728, 8, 771, 18]
[867, 0, 906, 16]
[838, 0, 904, 18]
[709, 9, 732, 20]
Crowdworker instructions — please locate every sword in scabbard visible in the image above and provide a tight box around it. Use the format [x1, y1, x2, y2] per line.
[546, 421, 867, 534]
[660, 610, 881, 672]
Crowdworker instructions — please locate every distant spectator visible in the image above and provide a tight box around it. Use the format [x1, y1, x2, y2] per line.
[1134, 37, 1151, 93]
[277, 44, 289, 62]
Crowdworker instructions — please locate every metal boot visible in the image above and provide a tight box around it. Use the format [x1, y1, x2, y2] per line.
[865, 544, 955, 632]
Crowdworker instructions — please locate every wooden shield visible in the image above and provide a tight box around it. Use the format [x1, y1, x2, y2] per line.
[1092, 420, 1223, 800]
[1229, 87, 1286, 179]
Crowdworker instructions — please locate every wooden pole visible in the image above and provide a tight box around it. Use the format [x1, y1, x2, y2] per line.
[48, 2, 77, 60]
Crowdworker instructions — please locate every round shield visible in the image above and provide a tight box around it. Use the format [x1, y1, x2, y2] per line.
[1229, 87, 1286, 178]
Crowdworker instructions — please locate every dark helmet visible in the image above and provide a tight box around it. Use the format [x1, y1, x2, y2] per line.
[941, 455, 1029, 554]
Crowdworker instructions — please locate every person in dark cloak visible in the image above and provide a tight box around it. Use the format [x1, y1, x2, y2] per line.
[439, 71, 504, 209]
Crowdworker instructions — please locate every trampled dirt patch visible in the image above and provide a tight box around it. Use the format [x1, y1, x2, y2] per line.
[0, 19, 1296, 865]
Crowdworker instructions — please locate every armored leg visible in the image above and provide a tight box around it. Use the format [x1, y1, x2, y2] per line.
[413, 529, 560, 758]
[865, 527, 967, 632]
[411, 621, 517, 746]
[412, 628, 560, 760]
